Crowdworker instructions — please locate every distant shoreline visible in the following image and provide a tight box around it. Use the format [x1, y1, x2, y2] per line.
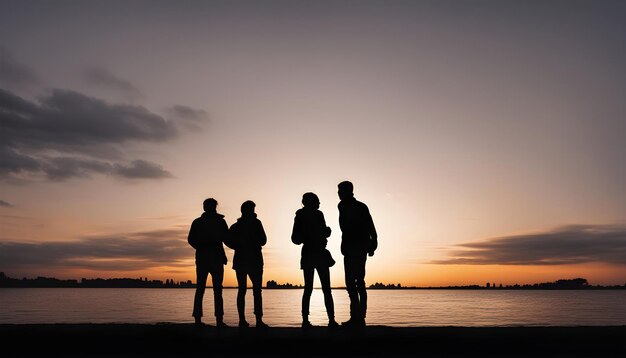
[2, 273, 625, 289]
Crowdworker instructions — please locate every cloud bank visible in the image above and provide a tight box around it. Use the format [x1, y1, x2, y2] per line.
[433, 225, 626, 265]
[0, 87, 207, 182]
[0, 228, 192, 272]
[0, 48, 208, 182]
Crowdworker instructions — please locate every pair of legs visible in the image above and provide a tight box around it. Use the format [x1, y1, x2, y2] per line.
[235, 268, 267, 327]
[344, 254, 367, 325]
[193, 264, 225, 326]
[302, 265, 336, 327]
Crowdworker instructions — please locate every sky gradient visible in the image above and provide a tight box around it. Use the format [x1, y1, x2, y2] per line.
[1, 0, 625, 287]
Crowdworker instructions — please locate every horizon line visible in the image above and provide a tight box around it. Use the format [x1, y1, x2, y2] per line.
[2, 273, 625, 288]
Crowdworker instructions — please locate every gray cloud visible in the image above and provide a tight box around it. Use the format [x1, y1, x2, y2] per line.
[38, 157, 173, 180]
[0, 199, 12, 207]
[43, 157, 113, 181]
[433, 225, 626, 265]
[83, 67, 141, 98]
[0, 47, 40, 88]
[0, 87, 206, 181]
[166, 105, 209, 131]
[0, 228, 192, 272]
[113, 160, 172, 179]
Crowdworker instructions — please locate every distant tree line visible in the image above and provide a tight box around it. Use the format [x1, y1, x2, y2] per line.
[0, 272, 195, 288]
[369, 278, 626, 290]
[1, 272, 624, 289]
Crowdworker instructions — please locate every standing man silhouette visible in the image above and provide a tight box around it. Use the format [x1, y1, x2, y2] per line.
[226, 200, 269, 329]
[188, 198, 229, 327]
[337, 181, 377, 328]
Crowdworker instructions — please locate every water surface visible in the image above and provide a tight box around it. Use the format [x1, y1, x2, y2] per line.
[1, 288, 624, 326]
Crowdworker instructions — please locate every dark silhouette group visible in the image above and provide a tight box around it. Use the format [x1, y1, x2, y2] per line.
[188, 180, 377, 329]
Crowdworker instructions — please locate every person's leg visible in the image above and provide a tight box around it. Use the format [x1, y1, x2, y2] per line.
[249, 268, 267, 327]
[355, 255, 368, 324]
[344, 256, 360, 322]
[302, 267, 314, 327]
[193, 268, 209, 323]
[210, 265, 225, 326]
[317, 266, 337, 326]
[236, 269, 248, 325]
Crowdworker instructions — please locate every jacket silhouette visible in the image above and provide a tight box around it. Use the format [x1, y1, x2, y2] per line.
[291, 192, 338, 328]
[337, 181, 377, 328]
[225, 200, 269, 328]
[188, 198, 229, 327]
[228, 214, 266, 272]
[338, 197, 377, 257]
[292, 207, 333, 269]
[188, 212, 228, 267]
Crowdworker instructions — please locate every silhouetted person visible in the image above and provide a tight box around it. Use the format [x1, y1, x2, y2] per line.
[188, 198, 229, 328]
[291, 192, 339, 329]
[337, 181, 377, 328]
[225, 200, 269, 329]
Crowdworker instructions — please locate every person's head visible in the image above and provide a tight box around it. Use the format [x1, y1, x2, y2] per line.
[241, 200, 256, 216]
[203, 198, 218, 213]
[301, 192, 320, 209]
[337, 181, 354, 201]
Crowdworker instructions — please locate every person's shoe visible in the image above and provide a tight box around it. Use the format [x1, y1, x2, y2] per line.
[238, 319, 250, 328]
[301, 320, 313, 329]
[328, 319, 339, 328]
[256, 320, 270, 329]
[340, 318, 355, 327]
[194, 317, 204, 326]
[216, 320, 229, 329]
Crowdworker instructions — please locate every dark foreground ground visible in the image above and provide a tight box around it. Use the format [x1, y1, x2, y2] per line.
[1, 324, 625, 357]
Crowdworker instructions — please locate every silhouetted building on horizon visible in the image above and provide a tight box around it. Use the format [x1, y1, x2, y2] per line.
[369, 282, 403, 289]
[266, 280, 303, 289]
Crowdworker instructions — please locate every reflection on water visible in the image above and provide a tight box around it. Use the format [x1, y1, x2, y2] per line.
[1, 288, 625, 326]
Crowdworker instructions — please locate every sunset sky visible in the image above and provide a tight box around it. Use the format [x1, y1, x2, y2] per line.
[1, 0, 625, 287]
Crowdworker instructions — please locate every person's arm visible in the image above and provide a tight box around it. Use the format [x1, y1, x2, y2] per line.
[291, 213, 303, 245]
[187, 220, 199, 249]
[219, 218, 230, 264]
[257, 220, 268, 247]
[366, 206, 378, 256]
[317, 211, 331, 248]
[219, 218, 231, 246]
[319, 212, 331, 239]
[338, 203, 346, 233]
[224, 224, 237, 250]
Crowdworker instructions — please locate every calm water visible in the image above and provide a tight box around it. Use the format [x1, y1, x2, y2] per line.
[1, 288, 625, 327]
